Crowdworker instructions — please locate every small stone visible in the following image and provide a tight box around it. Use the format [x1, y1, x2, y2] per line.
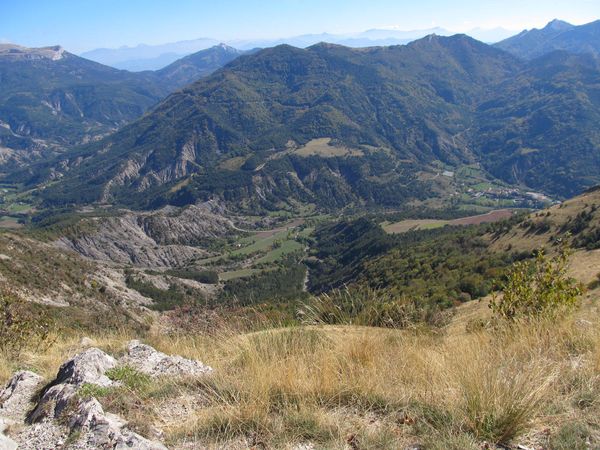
[68, 397, 105, 430]
[575, 319, 593, 329]
[292, 443, 316, 450]
[0, 419, 18, 450]
[114, 432, 168, 450]
[0, 431, 18, 450]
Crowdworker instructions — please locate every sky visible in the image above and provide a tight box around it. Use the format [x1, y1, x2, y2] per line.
[1, 0, 598, 53]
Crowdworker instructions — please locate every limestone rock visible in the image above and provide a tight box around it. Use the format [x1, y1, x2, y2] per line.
[28, 347, 116, 423]
[28, 383, 77, 423]
[4, 346, 173, 449]
[67, 397, 166, 450]
[121, 340, 213, 378]
[0, 431, 18, 450]
[53, 347, 117, 387]
[0, 371, 44, 421]
[13, 420, 67, 450]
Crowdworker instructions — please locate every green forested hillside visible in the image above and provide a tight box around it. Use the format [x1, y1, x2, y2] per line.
[307, 217, 526, 307]
[23, 33, 600, 211]
[475, 51, 600, 196]
[0, 43, 248, 172]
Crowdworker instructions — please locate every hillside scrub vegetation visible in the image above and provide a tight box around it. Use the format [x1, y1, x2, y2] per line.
[0, 286, 54, 358]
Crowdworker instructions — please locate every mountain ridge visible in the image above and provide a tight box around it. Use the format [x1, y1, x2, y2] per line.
[495, 19, 600, 59]
[78, 26, 518, 70]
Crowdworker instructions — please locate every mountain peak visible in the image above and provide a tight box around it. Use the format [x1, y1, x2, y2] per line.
[544, 19, 574, 31]
[409, 33, 484, 49]
[308, 41, 346, 50]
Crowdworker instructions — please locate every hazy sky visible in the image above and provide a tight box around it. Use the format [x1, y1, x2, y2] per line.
[1, 0, 598, 53]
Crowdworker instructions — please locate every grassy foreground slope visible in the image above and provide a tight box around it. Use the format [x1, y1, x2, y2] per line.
[2, 296, 600, 449]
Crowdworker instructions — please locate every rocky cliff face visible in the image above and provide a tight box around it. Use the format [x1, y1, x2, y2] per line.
[56, 203, 239, 267]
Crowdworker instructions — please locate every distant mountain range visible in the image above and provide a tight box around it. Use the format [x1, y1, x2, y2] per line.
[80, 26, 518, 71]
[80, 38, 221, 71]
[25, 30, 600, 212]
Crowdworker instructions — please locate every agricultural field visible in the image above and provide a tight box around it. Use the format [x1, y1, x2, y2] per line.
[383, 209, 517, 234]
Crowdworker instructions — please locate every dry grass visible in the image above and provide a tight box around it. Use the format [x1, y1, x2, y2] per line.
[145, 314, 600, 448]
[0, 328, 136, 384]
[2, 307, 600, 449]
[489, 188, 600, 254]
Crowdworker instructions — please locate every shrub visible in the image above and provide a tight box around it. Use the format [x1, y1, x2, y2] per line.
[0, 286, 54, 357]
[490, 244, 581, 322]
[106, 365, 151, 391]
[78, 383, 112, 399]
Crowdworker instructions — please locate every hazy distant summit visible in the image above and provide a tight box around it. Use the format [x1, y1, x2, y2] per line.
[156, 44, 247, 89]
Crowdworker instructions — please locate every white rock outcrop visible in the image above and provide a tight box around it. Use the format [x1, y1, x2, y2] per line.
[53, 347, 117, 387]
[121, 340, 213, 377]
[0, 344, 182, 449]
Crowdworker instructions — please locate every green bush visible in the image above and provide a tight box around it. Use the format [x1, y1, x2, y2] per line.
[490, 244, 581, 322]
[106, 365, 151, 391]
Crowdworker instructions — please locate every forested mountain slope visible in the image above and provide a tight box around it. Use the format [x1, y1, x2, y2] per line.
[28, 34, 600, 210]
